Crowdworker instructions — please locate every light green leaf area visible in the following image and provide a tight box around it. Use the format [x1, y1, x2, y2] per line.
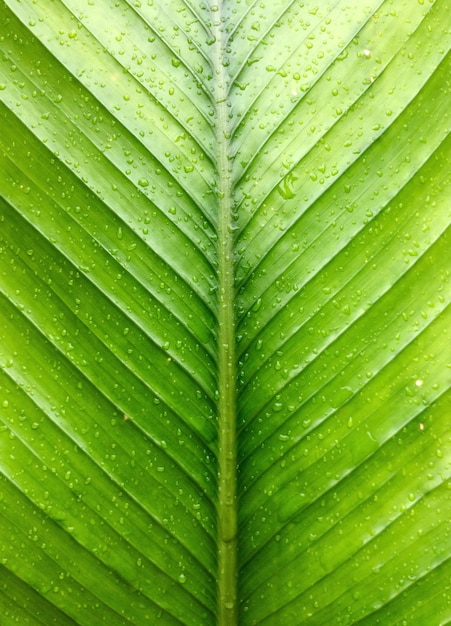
[0, 1, 450, 625]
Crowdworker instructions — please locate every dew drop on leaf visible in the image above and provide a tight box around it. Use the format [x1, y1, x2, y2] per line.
[252, 298, 262, 312]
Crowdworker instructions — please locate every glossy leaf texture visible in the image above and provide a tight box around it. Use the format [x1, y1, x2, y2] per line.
[0, 1, 450, 625]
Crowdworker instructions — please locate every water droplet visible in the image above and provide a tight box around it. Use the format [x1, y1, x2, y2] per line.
[331, 386, 353, 408]
[252, 298, 262, 312]
[277, 173, 297, 199]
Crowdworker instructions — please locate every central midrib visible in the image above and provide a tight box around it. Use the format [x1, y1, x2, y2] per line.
[211, 6, 239, 626]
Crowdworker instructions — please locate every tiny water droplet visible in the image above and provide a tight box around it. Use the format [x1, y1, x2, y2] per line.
[252, 298, 262, 312]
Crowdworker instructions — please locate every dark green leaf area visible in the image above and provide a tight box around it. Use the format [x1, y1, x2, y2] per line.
[0, 354, 216, 624]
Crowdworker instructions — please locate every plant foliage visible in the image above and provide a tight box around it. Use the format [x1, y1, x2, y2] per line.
[0, 1, 450, 624]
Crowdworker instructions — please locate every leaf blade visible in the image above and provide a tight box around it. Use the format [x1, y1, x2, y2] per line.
[1, 1, 450, 625]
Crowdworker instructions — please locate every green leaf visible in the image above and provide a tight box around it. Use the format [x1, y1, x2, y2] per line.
[1, 1, 450, 625]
